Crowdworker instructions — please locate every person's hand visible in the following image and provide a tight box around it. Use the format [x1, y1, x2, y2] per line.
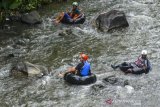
[142, 64, 147, 69]
[56, 20, 60, 23]
[67, 67, 72, 71]
[143, 66, 146, 69]
[58, 73, 64, 78]
[53, 20, 60, 25]
[52, 19, 56, 22]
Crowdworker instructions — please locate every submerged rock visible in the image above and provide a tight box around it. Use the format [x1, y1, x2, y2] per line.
[91, 83, 105, 91]
[95, 10, 129, 31]
[10, 61, 49, 77]
[103, 75, 130, 87]
[8, 13, 21, 22]
[58, 28, 72, 37]
[103, 75, 118, 85]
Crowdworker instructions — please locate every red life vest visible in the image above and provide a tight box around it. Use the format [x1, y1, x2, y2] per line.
[134, 56, 145, 68]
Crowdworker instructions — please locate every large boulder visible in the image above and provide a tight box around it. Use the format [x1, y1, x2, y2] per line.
[95, 10, 129, 31]
[21, 11, 42, 24]
[10, 61, 49, 77]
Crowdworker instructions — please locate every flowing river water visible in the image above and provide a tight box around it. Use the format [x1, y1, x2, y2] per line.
[0, 0, 160, 106]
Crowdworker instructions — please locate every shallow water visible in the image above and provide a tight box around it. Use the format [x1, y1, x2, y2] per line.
[0, 0, 160, 107]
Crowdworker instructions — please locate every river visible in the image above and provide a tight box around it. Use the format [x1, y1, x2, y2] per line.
[0, 0, 160, 106]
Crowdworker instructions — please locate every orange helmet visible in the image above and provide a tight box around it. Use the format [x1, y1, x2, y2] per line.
[80, 53, 88, 61]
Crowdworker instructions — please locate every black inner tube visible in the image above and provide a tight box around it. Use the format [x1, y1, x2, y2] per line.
[64, 72, 97, 85]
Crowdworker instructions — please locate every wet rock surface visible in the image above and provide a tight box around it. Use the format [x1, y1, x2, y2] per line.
[21, 11, 42, 25]
[10, 61, 49, 77]
[95, 10, 129, 31]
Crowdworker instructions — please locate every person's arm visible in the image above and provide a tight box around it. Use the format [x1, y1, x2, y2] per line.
[58, 62, 83, 78]
[66, 8, 72, 14]
[67, 67, 76, 73]
[147, 60, 152, 71]
[142, 59, 152, 73]
[73, 14, 81, 20]
[75, 62, 84, 75]
[142, 60, 146, 68]
[73, 8, 82, 20]
[58, 67, 76, 78]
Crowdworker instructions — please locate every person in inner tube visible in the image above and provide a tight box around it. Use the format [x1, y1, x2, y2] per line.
[54, 2, 82, 24]
[68, 2, 82, 20]
[111, 50, 152, 74]
[59, 53, 91, 77]
[54, 12, 73, 24]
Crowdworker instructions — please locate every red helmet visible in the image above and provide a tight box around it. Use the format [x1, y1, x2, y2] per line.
[80, 53, 88, 61]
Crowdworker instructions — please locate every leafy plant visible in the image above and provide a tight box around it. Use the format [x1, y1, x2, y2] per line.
[9, 0, 22, 9]
[0, 0, 67, 23]
[0, 0, 22, 10]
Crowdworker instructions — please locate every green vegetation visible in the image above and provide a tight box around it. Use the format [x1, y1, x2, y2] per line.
[0, 0, 81, 23]
[0, 0, 54, 11]
[0, 0, 57, 23]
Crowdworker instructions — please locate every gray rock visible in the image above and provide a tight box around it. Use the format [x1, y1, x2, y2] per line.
[103, 75, 118, 84]
[10, 61, 49, 77]
[95, 10, 129, 31]
[91, 83, 105, 91]
[58, 28, 72, 37]
[21, 11, 42, 24]
[103, 75, 130, 87]
[8, 15, 21, 22]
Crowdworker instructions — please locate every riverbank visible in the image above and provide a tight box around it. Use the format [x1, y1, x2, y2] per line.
[0, 0, 81, 25]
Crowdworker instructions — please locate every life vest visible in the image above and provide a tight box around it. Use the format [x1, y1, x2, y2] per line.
[80, 61, 90, 76]
[134, 56, 147, 68]
[71, 8, 80, 18]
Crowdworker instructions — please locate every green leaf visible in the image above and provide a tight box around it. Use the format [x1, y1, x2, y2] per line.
[9, 1, 22, 9]
[2, 2, 8, 9]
